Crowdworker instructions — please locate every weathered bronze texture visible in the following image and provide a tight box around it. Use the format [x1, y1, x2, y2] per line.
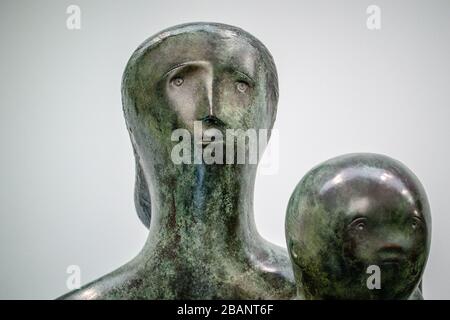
[59, 22, 295, 299]
[286, 153, 431, 300]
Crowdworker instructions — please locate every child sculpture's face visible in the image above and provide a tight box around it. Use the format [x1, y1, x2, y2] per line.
[286, 154, 431, 300]
[341, 171, 429, 299]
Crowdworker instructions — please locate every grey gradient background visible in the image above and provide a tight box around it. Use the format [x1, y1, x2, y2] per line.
[0, 0, 449, 299]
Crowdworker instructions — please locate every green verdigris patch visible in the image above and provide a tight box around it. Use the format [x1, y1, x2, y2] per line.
[59, 22, 295, 300]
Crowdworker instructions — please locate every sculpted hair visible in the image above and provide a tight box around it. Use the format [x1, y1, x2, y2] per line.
[122, 22, 279, 128]
[121, 22, 279, 228]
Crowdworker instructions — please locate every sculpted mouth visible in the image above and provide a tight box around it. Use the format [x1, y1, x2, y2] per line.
[199, 128, 225, 146]
[380, 257, 404, 266]
[199, 138, 224, 146]
[377, 245, 406, 266]
[382, 259, 400, 265]
[199, 115, 226, 127]
[194, 116, 226, 146]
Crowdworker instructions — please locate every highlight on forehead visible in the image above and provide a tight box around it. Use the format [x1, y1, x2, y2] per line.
[286, 153, 431, 228]
[122, 22, 279, 126]
[319, 167, 415, 200]
[132, 22, 267, 61]
[134, 23, 274, 80]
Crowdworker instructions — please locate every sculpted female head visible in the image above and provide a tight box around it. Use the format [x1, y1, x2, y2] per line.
[121, 22, 279, 227]
[122, 22, 278, 160]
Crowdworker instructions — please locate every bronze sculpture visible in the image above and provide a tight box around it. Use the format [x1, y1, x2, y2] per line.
[285, 153, 431, 299]
[60, 22, 295, 299]
[58, 22, 432, 300]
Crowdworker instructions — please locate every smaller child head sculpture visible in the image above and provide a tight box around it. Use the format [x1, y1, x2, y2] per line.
[285, 153, 431, 300]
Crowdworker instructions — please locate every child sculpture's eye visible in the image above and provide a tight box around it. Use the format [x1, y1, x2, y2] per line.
[349, 217, 368, 232]
[411, 217, 422, 230]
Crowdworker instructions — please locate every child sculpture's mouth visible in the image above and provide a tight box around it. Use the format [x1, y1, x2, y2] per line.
[377, 246, 406, 266]
[380, 258, 403, 266]
[378, 252, 407, 266]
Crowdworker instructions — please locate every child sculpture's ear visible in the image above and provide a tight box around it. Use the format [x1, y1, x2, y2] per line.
[287, 240, 299, 260]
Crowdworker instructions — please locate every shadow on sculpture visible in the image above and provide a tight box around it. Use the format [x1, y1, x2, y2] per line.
[286, 153, 431, 300]
[59, 22, 295, 299]
[58, 22, 431, 300]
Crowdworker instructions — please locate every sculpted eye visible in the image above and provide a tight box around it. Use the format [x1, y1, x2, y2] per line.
[349, 217, 367, 232]
[356, 222, 366, 231]
[236, 81, 249, 93]
[171, 76, 184, 87]
[411, 217, 422, 230]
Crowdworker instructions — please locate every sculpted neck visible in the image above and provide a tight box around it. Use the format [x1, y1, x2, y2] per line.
[140, 161, 262, 257]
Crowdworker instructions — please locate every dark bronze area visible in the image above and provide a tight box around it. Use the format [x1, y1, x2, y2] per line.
[58, 22, 432, 300]
[286, 153, 431, 300]
[59, 22, 295, 299]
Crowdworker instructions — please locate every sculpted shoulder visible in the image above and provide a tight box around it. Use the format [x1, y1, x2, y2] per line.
[57, 264, 142, 300]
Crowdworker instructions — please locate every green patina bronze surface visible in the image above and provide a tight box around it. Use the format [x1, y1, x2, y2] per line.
[286, 153, 431, 300]
[59, 22, 295, 299]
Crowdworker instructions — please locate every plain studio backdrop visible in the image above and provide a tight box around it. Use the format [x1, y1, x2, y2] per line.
[0, 0, 449, 299]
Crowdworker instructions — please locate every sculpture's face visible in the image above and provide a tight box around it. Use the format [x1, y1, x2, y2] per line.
[338, 169, 429, 299]
[160, 34, 263, 133]
[287, 155, 431, 300]
[123, 24, 278, 228]
[122, 26, 276, 161]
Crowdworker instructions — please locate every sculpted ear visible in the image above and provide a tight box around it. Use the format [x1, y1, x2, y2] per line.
[287, 240, 300, 262]
[134, 151, 151, 229]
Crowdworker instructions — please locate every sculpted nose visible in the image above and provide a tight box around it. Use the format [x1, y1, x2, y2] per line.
[197, 62, 214, 118]
[196, 64, 221, 122]
[205, 71, 214, 116]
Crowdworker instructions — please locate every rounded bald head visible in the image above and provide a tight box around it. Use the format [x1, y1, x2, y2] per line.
[286, 153, 431, 299]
